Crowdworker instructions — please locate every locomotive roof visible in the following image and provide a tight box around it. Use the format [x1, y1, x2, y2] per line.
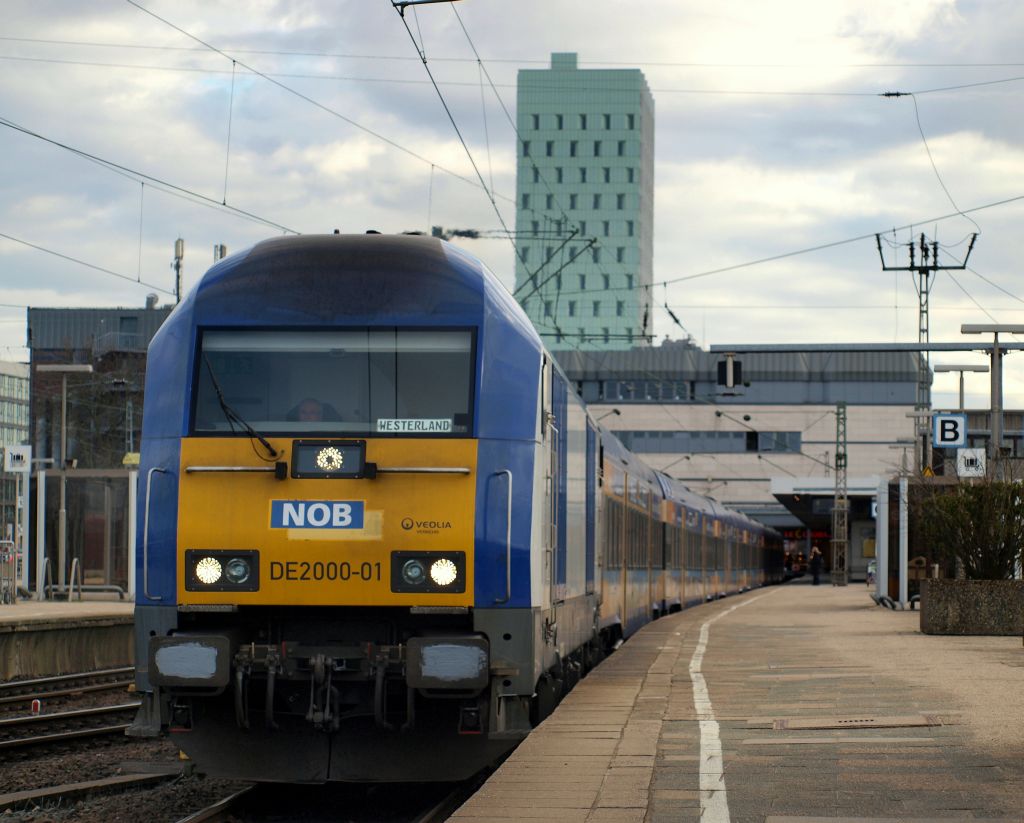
[192, 234, 483, 321]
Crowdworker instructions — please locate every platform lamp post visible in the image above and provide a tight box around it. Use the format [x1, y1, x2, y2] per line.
[933, 363, 989, 411]
[887, 439, 916, 606]
[960, 325, 1024, 463]
[37, 364, 93, 590]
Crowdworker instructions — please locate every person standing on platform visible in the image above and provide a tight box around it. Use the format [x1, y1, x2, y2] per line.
[809, 545, 824, 585]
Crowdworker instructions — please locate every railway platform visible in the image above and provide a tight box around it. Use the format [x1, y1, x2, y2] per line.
[0, 600, 134, 679]
[453, 579, 1024, 823]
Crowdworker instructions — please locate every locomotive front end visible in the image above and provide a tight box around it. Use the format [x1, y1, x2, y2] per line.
[131, 236, 537, 782]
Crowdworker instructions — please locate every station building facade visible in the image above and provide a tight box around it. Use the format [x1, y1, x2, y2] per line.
[553, 340, 924, 579]
[0, 361, 30, 540]
[515, 52, 654, 350]
[24, 301, 172, 593]
[27, 301, 172, 470]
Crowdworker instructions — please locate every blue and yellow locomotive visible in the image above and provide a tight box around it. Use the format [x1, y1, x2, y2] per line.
[129, 234, 781, 782]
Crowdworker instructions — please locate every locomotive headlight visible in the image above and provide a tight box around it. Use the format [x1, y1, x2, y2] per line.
[401, 559, 426, 586]
[429, 558, 459, 587]
[185, 550, 260, 592]
[194, 556, 223, 585]
[391, 551, 465, 593]
[224, 557, 251, 585]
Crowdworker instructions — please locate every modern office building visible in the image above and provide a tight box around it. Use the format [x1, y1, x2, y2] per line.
[515, 53, 654, 350]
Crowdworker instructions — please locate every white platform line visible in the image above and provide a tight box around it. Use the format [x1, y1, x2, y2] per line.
[688, 592, 776, 823]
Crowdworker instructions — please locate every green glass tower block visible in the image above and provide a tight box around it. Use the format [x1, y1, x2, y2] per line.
[514, 53, 654, 350]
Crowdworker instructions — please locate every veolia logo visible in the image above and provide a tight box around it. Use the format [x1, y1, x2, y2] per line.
[401, 517, 453, 531]
[271, 500, 365, 529]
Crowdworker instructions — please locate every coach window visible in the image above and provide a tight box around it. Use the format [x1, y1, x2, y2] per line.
[193, 329, 473, 436]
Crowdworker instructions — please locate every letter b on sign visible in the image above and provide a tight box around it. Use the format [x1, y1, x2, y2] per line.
[932, 413, 967, 448]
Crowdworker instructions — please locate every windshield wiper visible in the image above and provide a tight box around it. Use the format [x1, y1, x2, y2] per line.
[202, 354, 279, 460]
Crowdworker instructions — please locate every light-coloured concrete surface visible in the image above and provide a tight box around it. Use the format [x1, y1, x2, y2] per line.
[0, 600, 133, 626]
[452, 580, 1024, 822]
[807, 584, 1024, 753]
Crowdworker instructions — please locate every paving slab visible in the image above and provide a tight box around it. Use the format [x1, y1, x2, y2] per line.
[451, 580, 1024, 821]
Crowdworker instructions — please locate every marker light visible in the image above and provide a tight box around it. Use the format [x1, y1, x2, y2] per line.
[194, 556, 223, 585]
[402, 559, 426, 585]
[224, 557, 251, 585]
[429, 558, 458, 587]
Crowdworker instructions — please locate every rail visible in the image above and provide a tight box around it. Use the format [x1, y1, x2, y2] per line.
[0, 702, 140, 750]
[0, 667, 135, 704]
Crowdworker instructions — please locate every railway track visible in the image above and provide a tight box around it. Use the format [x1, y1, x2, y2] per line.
[0, 701, 140, 750]
[173, 775, 484, 823]
[0, 666, 135, 707]
[0, 771, 181, 814]
[174, 787, 255, 822]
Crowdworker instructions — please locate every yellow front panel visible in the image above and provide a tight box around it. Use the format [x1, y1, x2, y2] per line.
[178, 438, 477, 606]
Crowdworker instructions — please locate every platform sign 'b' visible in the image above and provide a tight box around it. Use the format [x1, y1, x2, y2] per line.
[932, 413, 968, 448]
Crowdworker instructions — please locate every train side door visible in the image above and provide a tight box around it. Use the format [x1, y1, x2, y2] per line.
[552, 375, 568, 604]
[702, 517, 710, 602]
[540, 356, 565, 613]
[585, 424, 597, 594]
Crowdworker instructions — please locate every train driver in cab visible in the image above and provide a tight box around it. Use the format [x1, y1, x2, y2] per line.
[288, 397, 341, 423]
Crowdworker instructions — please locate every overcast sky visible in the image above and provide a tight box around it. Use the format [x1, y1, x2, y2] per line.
[2, 0, 1023, 408]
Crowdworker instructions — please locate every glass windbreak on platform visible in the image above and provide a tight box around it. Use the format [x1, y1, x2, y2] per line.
[192, 329, 474, 436]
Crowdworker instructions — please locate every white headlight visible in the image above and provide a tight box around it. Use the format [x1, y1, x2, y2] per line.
[429, 558, 458, 587]
[194, 556, 223, 585]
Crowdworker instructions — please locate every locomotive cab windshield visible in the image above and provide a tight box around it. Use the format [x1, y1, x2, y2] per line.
[193, 328, 475, 436]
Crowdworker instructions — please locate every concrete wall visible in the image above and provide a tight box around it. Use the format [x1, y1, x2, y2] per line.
[920, 579, 1024, 636]
[0, 615, 134, 679]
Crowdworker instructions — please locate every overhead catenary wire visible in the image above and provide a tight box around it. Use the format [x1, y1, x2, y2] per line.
[0, 230, 176, 295]
[222, 59, 237, 205]
[5, 36, 1024, 70]
[8, 10, 1023, 364]
[513, 191, 1024, 307]
[5, 48, 1024, 99]
[50, 5, 1014, 342]
[448, 4, 655, 333]
[446, 5, 576, 287]
[389, 1, 517, 251]
[124, 0, 514, 205]
[937, 247, 1024, 307]
[0, 115, 298, 234]
[885, 91, 983, 233]
[947, 272, 1000, 326]
[657, 193, 1024, 289]
[529, 319, 835, 471]
[7, 53, 1024, 100]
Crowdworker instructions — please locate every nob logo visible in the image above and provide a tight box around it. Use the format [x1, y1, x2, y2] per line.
[270, 500, 364, 529]
[401, 518, 414, 530]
